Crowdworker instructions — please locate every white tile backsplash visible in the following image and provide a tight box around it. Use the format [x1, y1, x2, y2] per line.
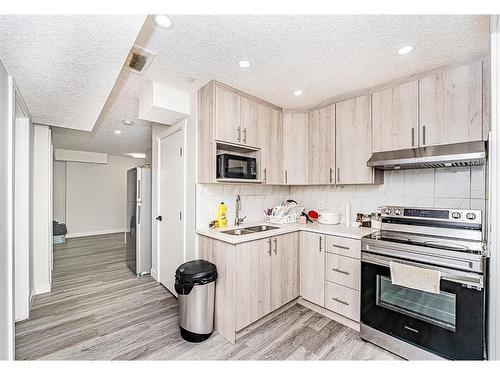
[435, 167, 470, 198]
[196, 166, 487, 229]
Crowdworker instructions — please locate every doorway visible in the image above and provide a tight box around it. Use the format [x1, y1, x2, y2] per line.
[158, 126, 184, 295]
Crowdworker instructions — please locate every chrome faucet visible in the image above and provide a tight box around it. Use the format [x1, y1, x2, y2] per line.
[235, 195, 246, 226]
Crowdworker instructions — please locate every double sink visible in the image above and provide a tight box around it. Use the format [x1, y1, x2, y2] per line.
[222, 224, 280, 236]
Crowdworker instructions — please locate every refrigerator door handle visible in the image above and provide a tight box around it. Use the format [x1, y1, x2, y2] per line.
[137, 205, 141, 225]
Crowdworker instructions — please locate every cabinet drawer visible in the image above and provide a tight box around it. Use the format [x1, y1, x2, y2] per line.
[325, 253, 360, 290]
[325, 235, 361, 259]
[325, 281, 360, 322]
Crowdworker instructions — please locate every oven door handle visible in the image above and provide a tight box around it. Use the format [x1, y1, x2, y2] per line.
[361, 252, 484, 290]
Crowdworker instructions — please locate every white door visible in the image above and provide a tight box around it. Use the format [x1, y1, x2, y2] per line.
[159, 129, 184, 295]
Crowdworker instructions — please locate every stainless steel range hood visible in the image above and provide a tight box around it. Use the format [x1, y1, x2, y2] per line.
[367, 141, 487, 170]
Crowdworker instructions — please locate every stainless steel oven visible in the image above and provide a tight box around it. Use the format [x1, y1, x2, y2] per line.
[360, 207, 487, 360]
[217, 153, 257, 180]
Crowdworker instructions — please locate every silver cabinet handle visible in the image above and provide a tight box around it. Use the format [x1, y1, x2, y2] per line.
[237, 127, 241, 142]
[337, 168, 340, 183]
[422, 125, 426, 145]
[263, 168, 267, 183]
[268, 238, 272, 256]
[330, 244, 350, 251]
[331, 267, 350, 276]
[411, 128, 415, 147]
[273, 238, 278, 255]
[331, 297, 349, 306]
[329, 168, 334, 183]
[319, 236, 322, 252]
[137, 180, 141, 200]
[285, 170, 288, 184]
[137, 205, 141, 225]
[243, 128, 247, 143]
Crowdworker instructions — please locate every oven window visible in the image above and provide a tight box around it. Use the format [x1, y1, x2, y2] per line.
[376, 275, 456, 332]
[227, 159, 247, 175]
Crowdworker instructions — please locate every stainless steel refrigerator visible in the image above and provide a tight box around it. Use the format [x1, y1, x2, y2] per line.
[126, 167, 151, 276]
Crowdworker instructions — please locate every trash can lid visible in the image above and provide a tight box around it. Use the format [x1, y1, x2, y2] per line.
[175, 259, 217, 284]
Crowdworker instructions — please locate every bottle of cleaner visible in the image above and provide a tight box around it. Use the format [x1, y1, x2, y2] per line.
[217, 202, 227, 228]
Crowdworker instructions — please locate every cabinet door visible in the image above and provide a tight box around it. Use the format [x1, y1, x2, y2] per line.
[215, 85, 241, 143]
[335, 95, 372, 184]
[372, 81, 418, 152]
[299, 232, 325, 307]
[257, 105, 283, 184]
[271, 233, 299, 310]
[308, 104, 335, 184]
[235, 238, 271, 330]
[240, 96, 258, 147]
[283, 113, 309, 184]
[419, 61, 482, 146]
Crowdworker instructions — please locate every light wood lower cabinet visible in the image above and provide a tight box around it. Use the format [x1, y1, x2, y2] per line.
[200, 232, 299, 342]
[235, 238, 272, 330]
[299, 232, 325, 307]
[270, 232, 300, 310]
[324, 281, 360, 322]
[325, 252, 360, 291]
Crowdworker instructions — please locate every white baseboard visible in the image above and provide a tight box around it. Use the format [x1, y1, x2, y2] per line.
[33, 283, 51, 296]
[151, 269, 158, 281]
[66, 228, 124, 239]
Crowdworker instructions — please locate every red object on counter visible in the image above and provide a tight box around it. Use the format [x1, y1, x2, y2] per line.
[308, 210, 319, 220]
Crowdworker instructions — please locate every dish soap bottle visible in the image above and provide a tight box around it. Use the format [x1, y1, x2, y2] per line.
[217, 201, 227, 228]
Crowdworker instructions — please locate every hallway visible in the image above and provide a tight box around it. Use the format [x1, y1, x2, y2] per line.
[15, 234, 398, 360]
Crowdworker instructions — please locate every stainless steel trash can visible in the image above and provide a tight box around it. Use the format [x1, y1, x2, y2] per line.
[175, 260, 218, 342]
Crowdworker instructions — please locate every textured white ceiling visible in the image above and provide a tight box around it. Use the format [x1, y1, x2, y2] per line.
[41, 15, 491, 154]
[0, 15, 146, 131]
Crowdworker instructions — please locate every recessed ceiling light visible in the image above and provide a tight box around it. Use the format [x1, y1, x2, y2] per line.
[153, 15, 174, 29]
[397, 45, 414, 55]
[238, 60, 250, 68]
[293, 90, 303, 96]
[122, 120, 135, 126]
[114, 129, 122, 135]
[127, 153, 146, 159]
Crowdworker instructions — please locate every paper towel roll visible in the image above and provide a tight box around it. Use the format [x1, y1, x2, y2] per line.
[345, 203, 351, 224]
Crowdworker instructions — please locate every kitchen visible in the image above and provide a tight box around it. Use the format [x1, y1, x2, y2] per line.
[0, 5, 500, 369]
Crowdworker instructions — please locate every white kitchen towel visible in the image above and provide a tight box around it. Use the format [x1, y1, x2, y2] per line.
[390, 261, 441, 294]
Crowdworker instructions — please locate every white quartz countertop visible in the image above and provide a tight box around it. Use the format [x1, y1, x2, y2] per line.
[196, 221, 378, 245]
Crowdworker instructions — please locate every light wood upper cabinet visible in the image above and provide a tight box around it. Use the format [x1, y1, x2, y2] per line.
[235, 238, 271, 330]
[372, 81, 418, 152]
[270, 233, 299, 310]
[300, 232, 325, 307]
[308, 104, 335, 184]
[240, 96, 258, 147]
[215, 85, 241, 143]
[283, 113, 309, 184]
[419, 60, 483, 146]
[336, 95, 373, 184]
[258, 105, 283, 184]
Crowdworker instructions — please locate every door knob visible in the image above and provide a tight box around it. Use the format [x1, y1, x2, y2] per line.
[156, 216, 162, 221]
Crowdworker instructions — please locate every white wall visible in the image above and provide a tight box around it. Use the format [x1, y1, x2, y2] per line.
[32, 124, 53, 295]
[0, 59, 14, 360]
[53, 161, 66, 223]
[488, 14, 499, 360]
[64, 155, 143, 238]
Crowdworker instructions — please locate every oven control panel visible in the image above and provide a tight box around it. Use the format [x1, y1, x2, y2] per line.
[380, 206, 481, 225]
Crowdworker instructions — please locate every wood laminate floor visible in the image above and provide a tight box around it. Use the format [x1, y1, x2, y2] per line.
[15, 233, 400, 360]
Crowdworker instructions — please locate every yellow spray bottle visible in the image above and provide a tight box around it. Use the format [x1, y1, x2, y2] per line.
[217, 201, 227, 228]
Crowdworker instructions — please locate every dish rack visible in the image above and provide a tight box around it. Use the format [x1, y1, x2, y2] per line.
[264, 206, 304, 225]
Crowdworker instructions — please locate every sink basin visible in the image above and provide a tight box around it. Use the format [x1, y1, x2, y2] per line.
[221, 225, 280, 236]
[243, 225, 280, 232]
[221, 228, 254, 236]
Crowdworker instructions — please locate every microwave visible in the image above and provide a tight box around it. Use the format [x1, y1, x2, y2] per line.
[217, 154, 257, 180]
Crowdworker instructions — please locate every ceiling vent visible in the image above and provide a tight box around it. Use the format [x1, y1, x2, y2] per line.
[123, 46, 156, 75]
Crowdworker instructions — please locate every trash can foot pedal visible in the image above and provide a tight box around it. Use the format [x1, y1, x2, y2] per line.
[180, 327, 213, 343]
